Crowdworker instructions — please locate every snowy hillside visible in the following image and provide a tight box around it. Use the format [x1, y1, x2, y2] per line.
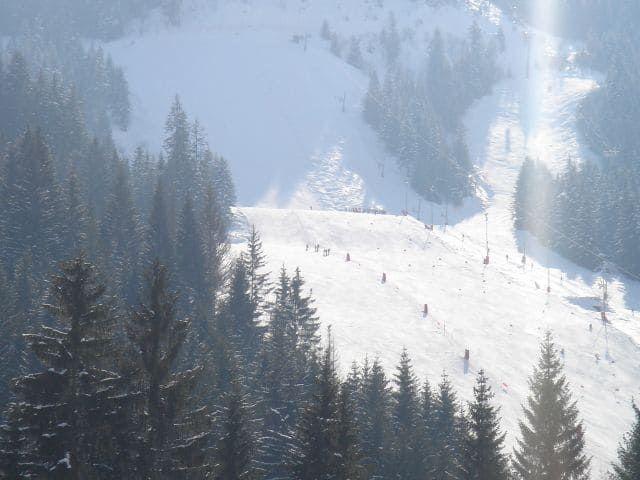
[108, 0, 503, 209]
[231, 206, 639, 477]
[106, 0, 640, 475]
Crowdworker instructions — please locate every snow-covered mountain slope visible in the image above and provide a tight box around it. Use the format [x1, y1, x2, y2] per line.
[107, 0, 503, 209]
[231, 206, 639, 477]
[107, 0, 640, 474]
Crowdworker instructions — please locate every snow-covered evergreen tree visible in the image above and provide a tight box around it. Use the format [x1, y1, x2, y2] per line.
[466, 370, 509, 480]
[613, 402, 640, 480]
[513, 332, 590, 480]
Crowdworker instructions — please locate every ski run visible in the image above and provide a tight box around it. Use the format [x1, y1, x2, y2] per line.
[107, 0, 640, 474]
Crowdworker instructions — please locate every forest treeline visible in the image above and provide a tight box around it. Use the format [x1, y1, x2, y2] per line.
[362, 20, 502, 205]
[500, 0, 640, 278]
[0, 48, 235, 408]
[1, 249, 612, 479]
[0, 49, 637, 478]
[322, 12, 502, 205]
[0, 1, 638, 478]
[514, 158, 640, 276]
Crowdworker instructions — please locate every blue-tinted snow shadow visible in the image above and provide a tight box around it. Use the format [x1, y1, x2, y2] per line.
[513, 229, 640, 313]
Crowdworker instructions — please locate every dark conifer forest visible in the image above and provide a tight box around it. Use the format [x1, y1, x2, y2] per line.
[506, 0, 640, 277]
[0, 1, 639, 478]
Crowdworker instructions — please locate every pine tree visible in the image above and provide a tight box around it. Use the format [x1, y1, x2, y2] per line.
[190, 120, 210, 203]
[513, 332, 590, 480]
[613, 402, 640, 480]
[214, 382, 260, 480]
[466, 370, 509, 480]
[426, 29, 454, 127]
[363, 70, 383, 130]
[0, 405, 22, 479]
[290, 336, 340, 479]
[0, 128, 62, 273]
[245, 225, 270, 321]
[290, 267, 320, 381]
[201, 183, 229, 319]
[347, 36, 365, 69]
[101, 159, 143, 304]
[420, 379, 436, 475]
[336, 380, 365, 479]
[176, 194, 205, 297]
[257, 267, 300, 478]
[62, 169, 89, 257]
[7, 257, 136, 478]
[81, 138, 117, 218]
[431, 373, 465, 480]
[0, 262, 19, 407]
[391, 348, 422, 480]
[163, 95, 194, 204]
[211, 153, 236, 213]
[131, 146, 155, 218]
[126, 261, 210, 478]
[220, 255, 264, 374]
[148, 177, 174, 268]
[359, 358, 393, 478]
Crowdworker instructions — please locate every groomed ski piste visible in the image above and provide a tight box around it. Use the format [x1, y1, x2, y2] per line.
[108, 0, 640, 474]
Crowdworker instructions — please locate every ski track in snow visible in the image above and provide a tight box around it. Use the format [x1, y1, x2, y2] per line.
[108, 1, 639, 474]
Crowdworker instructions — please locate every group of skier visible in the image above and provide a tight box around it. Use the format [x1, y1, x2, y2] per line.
[306, 243, 331, 257]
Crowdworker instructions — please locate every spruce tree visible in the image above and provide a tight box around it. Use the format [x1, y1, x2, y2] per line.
[347, 37, 364, 69]
[0, 262, 19, 408]
[101, 159, 143, 304]
[257, 267, 300, 478]
[290, 336, 340, 479]
[244, 225, 270, 321]
[290, 267, 320, 383]
[131, 146, 155, 217]
[220, 255, 264, 374]
[613, 402, 640, 480]
[359, 358, 393, 478]
[363, 70, 382, 130]
[426, 29, 454, 126]
[211, 154, 236, 213]
[201, 184, 229, 319]
[214, 382, 260, 480]
[0, 404, 22, 479]
[420, 379, 436, 475]
[1, 128, 62, 273]
[62, 169, 89, 257]
[391, 348, 422, 480]
[148, 177, 174, 269]
[126, 261, 210, 478]
[513, 332, 590, 480]
[163, 95, 194, 204]
[336, 380, 365, 479]
[7, 257, 135, 478]
[431, 373, 465, 480]
[176, 194, 205, 297]
[466, 370, 509, 480]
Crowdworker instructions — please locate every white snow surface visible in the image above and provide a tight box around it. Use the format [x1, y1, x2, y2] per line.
[231, 203, 639, 478]
[108, 0, 501, 208]
[107, 0, 640, 475]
